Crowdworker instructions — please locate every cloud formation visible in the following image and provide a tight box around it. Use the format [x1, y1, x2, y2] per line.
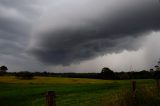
[0, 0, 46, 71]
[30, 0, 160, 66]
[0, 0, 160, 72]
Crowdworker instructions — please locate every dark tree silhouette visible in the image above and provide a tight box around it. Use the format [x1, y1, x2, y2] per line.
[154, 59, 160, 79]
[0, 66, 8, 72]
[101, 67, 115, 79]
[0, 65, 8, 76]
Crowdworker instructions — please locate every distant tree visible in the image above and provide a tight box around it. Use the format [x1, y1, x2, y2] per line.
[139, 70, 151, 79]
[154, 71, 160, 79]
[101, 67, 115, 79]
[15, 71, 34, 80]
[150, 69, 154, 72]
[0, 66, 8, 72]
[154, 65, 160, 79]
[0, 65, 8, 75]
[153, 59, 160, 79]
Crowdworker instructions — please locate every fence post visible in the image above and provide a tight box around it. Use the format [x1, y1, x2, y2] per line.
[45, 91, 56, 106]
[132, 81, 136, 98]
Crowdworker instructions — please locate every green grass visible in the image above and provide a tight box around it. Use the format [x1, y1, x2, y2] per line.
[0, 76, 159, 106]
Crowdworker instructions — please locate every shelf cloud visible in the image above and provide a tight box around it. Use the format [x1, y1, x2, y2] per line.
[0, 0, 160, 72]
[29, 0, 160, 66]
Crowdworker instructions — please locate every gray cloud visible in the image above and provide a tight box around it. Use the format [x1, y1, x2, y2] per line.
[0, 0, 160, 72]
[30, 0, 160, 66]
[0, 0, 42, 71]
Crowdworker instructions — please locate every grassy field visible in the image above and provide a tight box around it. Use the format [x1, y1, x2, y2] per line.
[0, 76, 159, 106]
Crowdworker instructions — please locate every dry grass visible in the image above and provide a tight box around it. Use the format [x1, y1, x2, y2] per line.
[0, 76, 113, 84]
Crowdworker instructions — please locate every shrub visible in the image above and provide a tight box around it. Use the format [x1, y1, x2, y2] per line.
[101, 67, 115, 79]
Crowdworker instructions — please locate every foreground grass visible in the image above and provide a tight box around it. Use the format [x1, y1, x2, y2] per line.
[101, 85, 160, 106]
[0, 76, 158, 106]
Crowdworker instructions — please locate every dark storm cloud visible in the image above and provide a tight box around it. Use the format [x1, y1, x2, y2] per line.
[0, 0, 160, 72]
[0, 1, 32, 60]
[0, 0, 38, 71]
[0, 0, 55, 71]
[0, 39, 22, 54]
[30, 0, 160, 66]
[0, 17, 30, 40]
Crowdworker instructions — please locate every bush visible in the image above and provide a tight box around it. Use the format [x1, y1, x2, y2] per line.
[15, 71, 34, 80]
[101, 67, 115, 79]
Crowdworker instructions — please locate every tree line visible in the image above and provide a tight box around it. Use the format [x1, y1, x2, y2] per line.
[1, 68, 159, 80]
[1, 65, 160, 80]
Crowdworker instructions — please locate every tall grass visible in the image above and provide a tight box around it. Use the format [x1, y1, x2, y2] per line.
[101, 84, 160, 106]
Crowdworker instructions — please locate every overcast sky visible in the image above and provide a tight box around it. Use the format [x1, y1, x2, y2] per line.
[0, 0, 160, 72]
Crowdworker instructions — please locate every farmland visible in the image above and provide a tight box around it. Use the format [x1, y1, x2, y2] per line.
[0, 76, 159, 106]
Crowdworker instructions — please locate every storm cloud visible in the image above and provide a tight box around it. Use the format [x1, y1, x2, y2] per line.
[0, 0, 160, 72]
[0, 0, 46, 71]
[29, 0, 160, 66]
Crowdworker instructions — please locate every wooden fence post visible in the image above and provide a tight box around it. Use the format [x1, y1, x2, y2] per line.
[132, 81, 136, 98]
[45, 91, 56, 106]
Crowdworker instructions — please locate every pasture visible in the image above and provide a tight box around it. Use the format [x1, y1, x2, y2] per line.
[0, 76, 159, 106]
